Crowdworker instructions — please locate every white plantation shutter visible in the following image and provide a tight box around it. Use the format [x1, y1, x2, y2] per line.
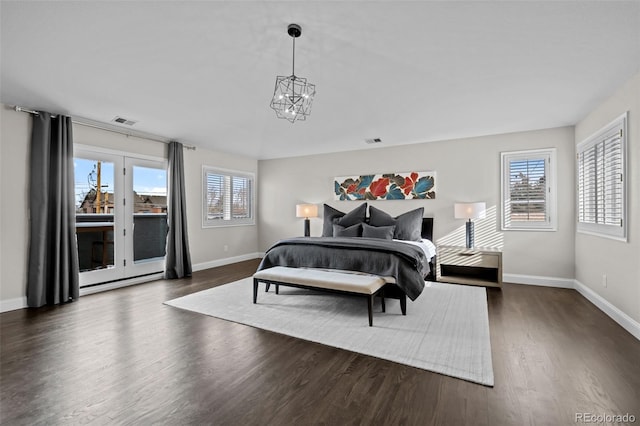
[206, 173, 225, 220]
[508, 157, 547, 222]
[231, 176, 251, 219]
[501, 149, 556, 230]
[577, 113, 626, 240]
[203, 167, 254, 226]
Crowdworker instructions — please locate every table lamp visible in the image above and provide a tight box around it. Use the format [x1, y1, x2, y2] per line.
[296, 203, 318, 237]
[454, 202, 486, 248]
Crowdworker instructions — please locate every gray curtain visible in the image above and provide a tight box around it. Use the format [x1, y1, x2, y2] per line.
[27, 112, 79, 307]
[165, 141, 192, 279]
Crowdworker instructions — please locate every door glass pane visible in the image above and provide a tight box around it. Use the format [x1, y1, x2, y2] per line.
[75, 158, 115, 272]
[132, 166, 167, 263]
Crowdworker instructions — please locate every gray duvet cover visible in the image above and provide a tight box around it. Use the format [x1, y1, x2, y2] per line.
[257, 237, 430, 300]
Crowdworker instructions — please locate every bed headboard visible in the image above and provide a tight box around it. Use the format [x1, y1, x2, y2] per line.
[421, 218, 434, 241]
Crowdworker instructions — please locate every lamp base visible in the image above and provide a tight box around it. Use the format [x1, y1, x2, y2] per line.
[304, 218, 310, 237]
[465, 220, 474, 249]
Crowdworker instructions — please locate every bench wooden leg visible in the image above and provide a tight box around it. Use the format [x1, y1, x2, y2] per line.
[253, 278, 258, 304]
[265, 282, 280, 294]
[400, 293, 407, 315]
[380, 289, 385, 313]
[368, 295, 374, 327]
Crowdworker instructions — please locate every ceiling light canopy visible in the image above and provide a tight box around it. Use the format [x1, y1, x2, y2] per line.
[270, 23, 316, 123]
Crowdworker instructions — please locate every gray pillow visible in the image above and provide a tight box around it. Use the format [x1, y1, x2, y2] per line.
[322, 203, 367, 237]
[362, 223, 395, 240]
[333, 223, 362, 237]
[368, 206, 424, 241]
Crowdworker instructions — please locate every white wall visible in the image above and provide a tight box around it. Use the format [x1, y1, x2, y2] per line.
[182, 146, 259, 268]
[0, 107, 31, 307]
[258, 126, 576, 281]
[574, 71, 640, 324]
[0, 104, 258, 310]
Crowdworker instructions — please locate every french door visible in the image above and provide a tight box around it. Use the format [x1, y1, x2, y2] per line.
[74, 147, 168, 287]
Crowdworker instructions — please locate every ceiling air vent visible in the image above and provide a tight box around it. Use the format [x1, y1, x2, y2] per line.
[365, 138, 382, 144]
[111, 116, 137, 126]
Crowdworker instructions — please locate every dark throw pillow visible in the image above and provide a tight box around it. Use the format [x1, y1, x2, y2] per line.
[333, 223, 362, 237]
[322, 204, 345, 237]
[369, 205, 424, 241]
[322, 203, 367, 237]
[362, 223, 395, 240]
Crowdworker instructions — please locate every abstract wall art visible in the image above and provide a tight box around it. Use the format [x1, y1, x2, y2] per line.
[334, 171, 436, 200]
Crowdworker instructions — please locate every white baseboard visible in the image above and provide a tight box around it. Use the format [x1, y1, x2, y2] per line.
[0, 296, 27, 313]
[503, 273, 575, 289]
[574, 279, 640, 341]
[79, 273, 165, 296]
[192, 252, 262, 272]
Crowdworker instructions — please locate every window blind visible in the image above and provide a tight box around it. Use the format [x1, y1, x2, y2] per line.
[202, 167, 254, 227]
[501, 148, 555, 231]
[206, 172, 225, 220]
[231, 176, 251, 219]
[508, 157, 547, 222]
[578, 131, 623, 227]
[576, 112, 626, 240]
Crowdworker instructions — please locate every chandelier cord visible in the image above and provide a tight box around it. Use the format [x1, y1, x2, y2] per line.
[292, 36, 296, 78]
[291, 36, 296, 110]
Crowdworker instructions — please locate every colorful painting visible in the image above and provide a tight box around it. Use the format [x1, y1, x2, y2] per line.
[334, 171, 436, 200]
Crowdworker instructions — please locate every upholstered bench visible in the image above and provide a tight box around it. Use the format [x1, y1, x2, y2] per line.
[253, 266, 387, 326]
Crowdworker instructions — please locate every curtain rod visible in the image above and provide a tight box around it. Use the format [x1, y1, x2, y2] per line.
[12, 105, 196, 150]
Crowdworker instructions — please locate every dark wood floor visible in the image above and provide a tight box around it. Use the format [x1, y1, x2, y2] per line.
[1, 260, 639, 425]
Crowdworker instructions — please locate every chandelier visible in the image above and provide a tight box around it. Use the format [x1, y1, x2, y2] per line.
[270, 23, 316, 123]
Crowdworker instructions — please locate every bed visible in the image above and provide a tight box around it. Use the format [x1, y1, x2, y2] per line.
[257, 204, 436, 308]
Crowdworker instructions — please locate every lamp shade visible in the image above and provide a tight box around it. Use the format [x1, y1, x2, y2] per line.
[296, 203, 318, 218]
[454, 202, 486, 220]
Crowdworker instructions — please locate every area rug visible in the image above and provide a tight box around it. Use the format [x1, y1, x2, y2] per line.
[165, 278, 494, 386]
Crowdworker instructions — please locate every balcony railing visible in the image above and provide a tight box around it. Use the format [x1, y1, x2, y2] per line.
[76, 213, 168, 271]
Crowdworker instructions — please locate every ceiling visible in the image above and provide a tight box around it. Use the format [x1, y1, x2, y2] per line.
[1, 1, 639, 160]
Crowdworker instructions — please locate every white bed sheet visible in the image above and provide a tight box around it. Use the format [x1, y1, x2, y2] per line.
[394, 238, 437, 262]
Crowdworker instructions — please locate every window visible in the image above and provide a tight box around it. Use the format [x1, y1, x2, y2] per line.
[576, 112, 627, 241]
[202, 166, 255, 227]
[501, 148, 556, 231]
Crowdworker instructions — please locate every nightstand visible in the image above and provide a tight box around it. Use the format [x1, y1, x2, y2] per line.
[436, 245, 502, 288]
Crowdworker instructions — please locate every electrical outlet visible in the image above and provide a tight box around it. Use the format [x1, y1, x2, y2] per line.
[223, 245, 228, 252]
[602, 274, 607, 288]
